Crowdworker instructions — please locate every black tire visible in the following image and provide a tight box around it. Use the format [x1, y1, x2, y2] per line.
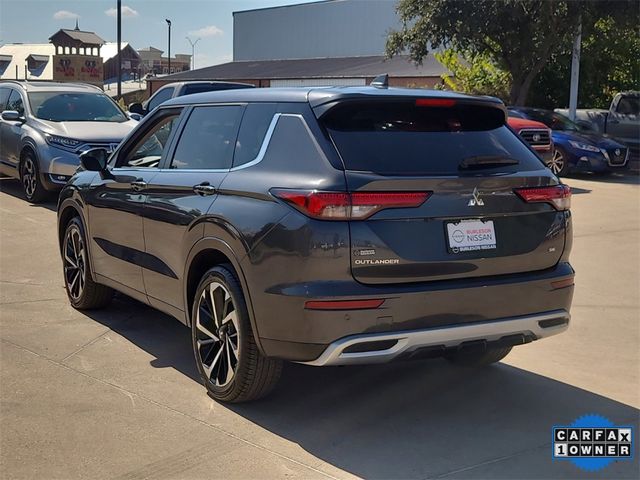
[20, 150, 48, 203]
[446, 346, 512, 367]
[547, 147, 570, 177]
[62, 217, 113, 309]
[191, 266, 282, 403]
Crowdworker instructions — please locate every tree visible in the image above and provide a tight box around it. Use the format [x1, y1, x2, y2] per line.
[529, 17, 640, 109]
[434, 49, 511, 102]
[386, 0, 640, 106]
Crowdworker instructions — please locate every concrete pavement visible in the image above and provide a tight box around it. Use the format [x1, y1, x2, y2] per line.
[1, 173, 639, 479]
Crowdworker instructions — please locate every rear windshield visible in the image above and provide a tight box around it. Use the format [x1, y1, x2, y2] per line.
[28, 91, 127, 122]
[321, 101, 545, 175]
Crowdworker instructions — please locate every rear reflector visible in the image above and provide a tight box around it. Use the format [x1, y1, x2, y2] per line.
[272, 189, 431, 220]
[551, 277, 575, 290]
[305, 299, 385, 310]
[415, 98, 456, 107]
[514, 184, 571, 211]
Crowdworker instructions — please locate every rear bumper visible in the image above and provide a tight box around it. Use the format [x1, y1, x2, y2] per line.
[302, 309, 569, 366]
[256, 262, 574, 361]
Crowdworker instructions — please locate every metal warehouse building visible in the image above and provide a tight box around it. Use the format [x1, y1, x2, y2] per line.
[149, 0, 448, 94]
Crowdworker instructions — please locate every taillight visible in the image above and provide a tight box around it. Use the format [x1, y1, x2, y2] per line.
[514, 184, 571, 211]
[271, 189, 431, 220]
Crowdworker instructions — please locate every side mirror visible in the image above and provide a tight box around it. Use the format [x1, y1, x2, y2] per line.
[128, 102, 145, 115]
[80, 148, 109, 172]
[2, 110, 25, 122]
[128, 112, 143, 121]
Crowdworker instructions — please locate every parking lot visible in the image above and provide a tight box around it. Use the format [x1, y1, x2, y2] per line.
[0, 172, 638, 479]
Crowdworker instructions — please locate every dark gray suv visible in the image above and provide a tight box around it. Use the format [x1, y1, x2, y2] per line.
[57, 87, 574, 402]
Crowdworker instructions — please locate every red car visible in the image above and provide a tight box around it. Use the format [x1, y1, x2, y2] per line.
[507, 117, 554, 165]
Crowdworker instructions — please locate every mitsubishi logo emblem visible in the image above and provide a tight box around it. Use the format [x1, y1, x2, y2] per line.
[468, 187, 484, 207]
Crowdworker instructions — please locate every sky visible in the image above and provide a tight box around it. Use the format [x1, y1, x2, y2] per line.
[0, 0, 318, 67]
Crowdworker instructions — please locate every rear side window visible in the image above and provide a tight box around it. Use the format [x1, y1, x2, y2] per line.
[170, 105, 243, 170]
[233, 103, 278, 167]
[182, 84, 217, 96]
[322, 101, 544, 175]
[147, 87, 174, 111]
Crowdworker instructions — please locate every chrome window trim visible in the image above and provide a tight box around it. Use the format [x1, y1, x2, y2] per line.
[230, 112, 330, 171]
[230, 113, 282, 171]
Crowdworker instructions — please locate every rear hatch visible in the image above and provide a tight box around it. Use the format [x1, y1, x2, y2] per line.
[317, 96, 569, 285]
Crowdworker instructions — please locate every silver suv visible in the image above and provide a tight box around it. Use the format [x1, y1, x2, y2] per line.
[0, 81, 138, 202]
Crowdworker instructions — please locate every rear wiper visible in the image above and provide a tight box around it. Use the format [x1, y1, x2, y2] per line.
[459, 155, 519, 170]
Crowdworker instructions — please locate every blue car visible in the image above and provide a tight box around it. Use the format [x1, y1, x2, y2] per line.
[508, 107, 629, 176]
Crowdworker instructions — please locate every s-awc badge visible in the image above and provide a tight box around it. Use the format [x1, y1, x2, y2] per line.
[553, 414, 634, 472]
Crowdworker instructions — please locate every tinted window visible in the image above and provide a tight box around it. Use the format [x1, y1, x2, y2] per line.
[6, 90, 24, 116]
[0, 87, 11, 111]
[182, 83, 253, 96]
[147, 87, 174, 111]
[322, 101, 544, 175]
[616, 96, 639, 115]
[233, 103, 277, 167]
[520, 110, 579, 131]
[118, 112, 181, 168]
[28, 92, 126, 122]
[171, 106, 243, 170]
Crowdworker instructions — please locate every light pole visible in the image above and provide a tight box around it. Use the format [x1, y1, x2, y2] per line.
[186, 36, 200, 70]
[165, 19, 171, 75]
[117, 0, 122, 98]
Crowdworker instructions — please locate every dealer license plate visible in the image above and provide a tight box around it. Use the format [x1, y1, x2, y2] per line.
[446, 219, 497, 253]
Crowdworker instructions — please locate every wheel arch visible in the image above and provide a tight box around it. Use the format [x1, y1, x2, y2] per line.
[19, 142, 38, 170]
[57, 196, 96, 280]
[184, 238, 266, 355]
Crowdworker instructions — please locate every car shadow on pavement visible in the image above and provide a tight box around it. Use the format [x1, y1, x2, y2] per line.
[83, 294, 201, 382]
[0, 178, 58, 211]
[232, 362, 640, 479]
[83, 295, 639, 479]
[566, 171, 640, 185]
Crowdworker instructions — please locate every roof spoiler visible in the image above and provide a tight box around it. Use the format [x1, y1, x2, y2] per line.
[370, 74, 388, 89]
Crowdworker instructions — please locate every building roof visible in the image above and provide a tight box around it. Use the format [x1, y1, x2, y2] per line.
[0, 44, 55, 80]
[161, 55, 448, 82]
[138, 46, 164, 53]
[233, 0, 334, 15]
[27, 54, 50, 63]
[49, 29, 105, 46]
[100, 42, 140, 62]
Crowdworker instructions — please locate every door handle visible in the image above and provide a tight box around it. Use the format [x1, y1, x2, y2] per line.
[193, 182, 217, 196]
[131, 179, 147, 191]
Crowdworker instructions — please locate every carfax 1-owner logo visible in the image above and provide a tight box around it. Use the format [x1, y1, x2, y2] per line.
[553, 414, 634, 472]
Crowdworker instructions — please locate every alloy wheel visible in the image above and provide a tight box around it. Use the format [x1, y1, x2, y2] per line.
[548, 150, 565, 175]
[22, 157, 37, 198]
[63, 225, 86, 301]
[195, 281, 240, 387]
